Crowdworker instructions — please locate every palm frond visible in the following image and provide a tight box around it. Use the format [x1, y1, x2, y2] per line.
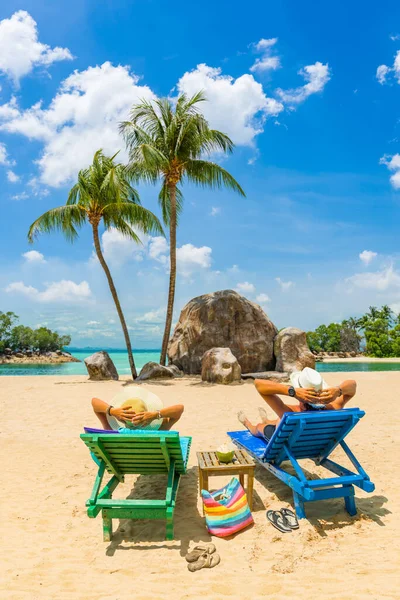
[28, 205, 86, 243]
[185, 159, 245, 196]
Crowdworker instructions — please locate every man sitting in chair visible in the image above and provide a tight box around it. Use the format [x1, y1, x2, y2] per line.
[238, 367, 357, 441]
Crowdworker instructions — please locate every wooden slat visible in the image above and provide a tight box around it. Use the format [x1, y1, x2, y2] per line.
[203, 452, 213, 468]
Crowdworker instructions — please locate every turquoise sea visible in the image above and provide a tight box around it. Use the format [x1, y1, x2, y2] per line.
[1, 348, 400, 376]
[0, 349, 160, 376]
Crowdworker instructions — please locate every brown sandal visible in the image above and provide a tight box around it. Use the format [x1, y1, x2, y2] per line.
[185, 544, 216, 563]
[188, 552, 220, 572]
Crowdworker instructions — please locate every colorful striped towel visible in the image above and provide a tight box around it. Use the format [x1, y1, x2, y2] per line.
[201, 477, 254, 537]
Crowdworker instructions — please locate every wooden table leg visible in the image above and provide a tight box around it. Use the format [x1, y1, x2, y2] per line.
[239, 473, 245, 488]
[247, 472, 254, 511]
[198, 467, 204, 495]
[201, 473, 209, 516]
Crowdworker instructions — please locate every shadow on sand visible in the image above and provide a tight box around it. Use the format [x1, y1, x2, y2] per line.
[105, 466, 211, 557]
[254, 462, 390, 535]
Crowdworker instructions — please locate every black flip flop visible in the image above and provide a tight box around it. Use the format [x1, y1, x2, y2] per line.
[266, 510, 292, 533]
[281, 508, 299, 530]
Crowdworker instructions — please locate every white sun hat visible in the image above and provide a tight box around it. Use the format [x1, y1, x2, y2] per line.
[290, 367, 329, 392]
[106, 385, 164, 431]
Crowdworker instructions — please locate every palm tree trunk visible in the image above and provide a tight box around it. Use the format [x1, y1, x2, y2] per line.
[160, 184, 177, 365]
[92, 224, 137, 379]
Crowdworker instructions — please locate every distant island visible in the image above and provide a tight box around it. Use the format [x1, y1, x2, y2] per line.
[0, 311, 79, 365]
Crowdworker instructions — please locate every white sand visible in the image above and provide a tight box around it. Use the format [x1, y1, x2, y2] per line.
[1, 373, 399, 600]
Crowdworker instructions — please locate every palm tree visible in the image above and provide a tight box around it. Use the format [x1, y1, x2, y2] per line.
[120, 91, 245, 365]
[28, 150, 163, 379]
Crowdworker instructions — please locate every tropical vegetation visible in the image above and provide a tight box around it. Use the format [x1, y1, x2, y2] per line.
[27, 150, 163, 379]
[120, 91, 245, 365]
[307, 305, 400, 357]
[0, 311, 71, 354]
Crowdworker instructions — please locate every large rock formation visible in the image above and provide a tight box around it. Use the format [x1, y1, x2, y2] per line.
[84, 351, 119, 381]
[201, 348, 241, 384]
[137, 361, 175, 381]
[168, 290, 277, 374]
[274, 327, 315, 373]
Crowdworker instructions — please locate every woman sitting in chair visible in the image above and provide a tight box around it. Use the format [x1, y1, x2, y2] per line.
[92, 386, 184, 432]
[238, 367, 356, 441]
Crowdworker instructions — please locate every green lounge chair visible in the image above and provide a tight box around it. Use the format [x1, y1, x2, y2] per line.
[80, 429, 192, 541]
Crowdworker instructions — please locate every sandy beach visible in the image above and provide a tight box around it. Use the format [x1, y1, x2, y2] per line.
[1, 372, 399, 600]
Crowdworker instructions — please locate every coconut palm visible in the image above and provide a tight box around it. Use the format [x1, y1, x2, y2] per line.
[28, 149, 163, 379]
[120, 91, 245, 365]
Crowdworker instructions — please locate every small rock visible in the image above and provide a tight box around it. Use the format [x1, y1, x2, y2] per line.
[14, 352, 25, 358]
[4, 348, 12, 355]
[201, 348, 241, 384]
[137, 362, 174, 381]
[84, 351, 119, 381]
[241, 371, 290, 382]
[166, 364, 183, 377]
[274, 327, 315, 373]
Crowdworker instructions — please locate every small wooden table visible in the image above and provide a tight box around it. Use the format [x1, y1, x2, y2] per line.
[197, 450, 256, 510]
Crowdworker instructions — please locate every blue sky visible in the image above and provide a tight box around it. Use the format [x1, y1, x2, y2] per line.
[1, 1, 400, 348]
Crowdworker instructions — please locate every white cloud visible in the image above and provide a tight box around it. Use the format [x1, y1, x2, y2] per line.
[359, 250, 377, 265]
[136, 307, 166, 324]
[148, 236, 168, 264]
[22, 250, 46, 264]
[6, 279, 91, 302]
[101, 227, 148, 266]
[176, 243, 212, 276]
[0, 10, 73, 84]
[0, 62, 155, 186]
[376, 64, 390, 85]
[256, 293, 271, 303]
[235, 281, 256, 294]
[276, 277, 294, 291]
[12, 191, 28, 201]
[390, 302, 400, 314]
[210, 206, 221, 216]
[276, 62, 331, 105]
[250, 37, 280, 74]
[380, 153, 400, 189]
[177, 63, 283, 146]
[376, 50, 400, 85]
[390, 34, 400, 41]
[0, 142, 10, 165]
[7, 170, 19, 182]
[87, 320, 100, 326]
[346, 265, 400, 291]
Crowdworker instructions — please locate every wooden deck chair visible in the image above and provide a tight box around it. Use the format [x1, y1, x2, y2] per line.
[80, 430, 192, 541]
[228, 408, 374, 519]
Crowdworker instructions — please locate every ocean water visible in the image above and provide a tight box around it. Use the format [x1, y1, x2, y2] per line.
[0, 349, 160, 376]
[1, 350, 400, 376]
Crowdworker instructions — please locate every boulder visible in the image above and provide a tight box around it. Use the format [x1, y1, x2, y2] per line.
[84, 351, 119, 381]
[14, 352, 25, 358]
[168, 290, 277, 374]
[166, 364, 183, 377]
[241, 371, 290, 383]
[201, 348, 241, 384]
[4, 348, 12, 355]
[274, 327, 315, 374]
[137, 361, 174, 381]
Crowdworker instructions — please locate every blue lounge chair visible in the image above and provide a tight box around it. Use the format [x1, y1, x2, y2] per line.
[228, 408, 374, 519]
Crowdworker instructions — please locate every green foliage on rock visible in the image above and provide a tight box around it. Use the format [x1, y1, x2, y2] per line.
[307, 305, 400, 357]
[0, 312, 71, 353]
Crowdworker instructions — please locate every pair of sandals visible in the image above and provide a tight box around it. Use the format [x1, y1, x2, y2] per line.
[185, 543, 220, 572]
[266, 508, 299, 533]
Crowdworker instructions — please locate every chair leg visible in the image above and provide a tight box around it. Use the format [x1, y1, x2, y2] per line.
[344, 486, 357, 516]
[293, 491, 306, 519]
[166, 507, 174, 541]
[102, 512, 112, 542]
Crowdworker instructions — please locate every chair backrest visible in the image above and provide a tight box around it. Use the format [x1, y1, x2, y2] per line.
[80, 430, 190, 475]
[263, 408, 364, 464]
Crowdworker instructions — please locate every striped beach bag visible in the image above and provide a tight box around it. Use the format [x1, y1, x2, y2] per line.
[201, 477, 254, 537]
